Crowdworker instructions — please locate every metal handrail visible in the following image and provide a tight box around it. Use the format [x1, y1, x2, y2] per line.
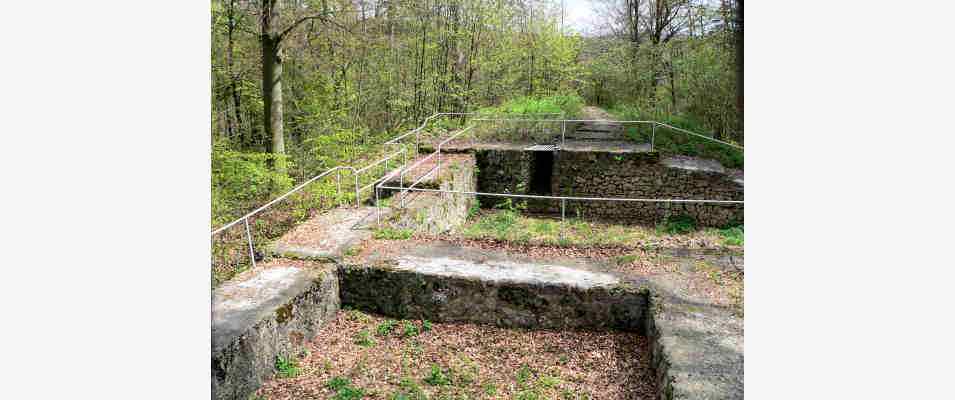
[470, 118, 743, 152]
[211, 165, 353, 236]
[376, 185, 743, 204]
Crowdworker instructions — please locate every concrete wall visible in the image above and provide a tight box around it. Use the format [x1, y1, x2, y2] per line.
[212, 266, 340, 400]
[391, 155, 477, 234]
[475, 149, 743, 227]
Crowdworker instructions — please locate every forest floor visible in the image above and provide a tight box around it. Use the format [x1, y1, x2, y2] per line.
[257, 310, 656, 400]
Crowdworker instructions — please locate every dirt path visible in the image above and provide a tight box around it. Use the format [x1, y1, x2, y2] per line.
[579, 105, 615, 120]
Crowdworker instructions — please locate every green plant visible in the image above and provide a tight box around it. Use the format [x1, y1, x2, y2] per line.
[327, 376, 352, 391]
[354, 329, 376, 348]
[346, 309, 372, 323]
[720, 225, 744, 246]
[373, 227, 414, 240]
[402, 321, 419, 337]
[391, 378, 426, 400]
[657, 214, 697, 235]
[275, 355, 301, 378]
[424, 364, 451, 386]
[377, 319, 398, 336]
[483, 382, 498, 396]
[516, 364, 534, 385]
[327, 376, 365, 400]
[467, 198, 481, 219]
[538, 375, 561, 389]
[421, 320, 432, 332]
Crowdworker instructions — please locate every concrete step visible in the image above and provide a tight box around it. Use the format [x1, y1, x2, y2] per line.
[267, 207, 389, 261]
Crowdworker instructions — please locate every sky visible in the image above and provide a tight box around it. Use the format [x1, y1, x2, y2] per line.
[561, 0, 601, 35]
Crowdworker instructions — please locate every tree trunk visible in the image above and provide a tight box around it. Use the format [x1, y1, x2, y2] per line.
[226, 0, 245, 148]
[735, 0, 743, 143]
[260, 0, 286, 174]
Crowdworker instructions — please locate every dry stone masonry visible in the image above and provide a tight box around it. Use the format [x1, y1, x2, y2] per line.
[475, 149, 743, 227]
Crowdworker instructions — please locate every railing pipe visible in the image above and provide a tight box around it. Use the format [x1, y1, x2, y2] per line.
[244, 217, 256, 270]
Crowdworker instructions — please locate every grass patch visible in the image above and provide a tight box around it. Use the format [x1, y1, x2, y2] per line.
[657, 215, 697, 235]
[373, 227, 414, 240]
[609, 104, 743, 169]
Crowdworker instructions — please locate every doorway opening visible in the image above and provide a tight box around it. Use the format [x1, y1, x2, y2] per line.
[529, 151, 554, 195]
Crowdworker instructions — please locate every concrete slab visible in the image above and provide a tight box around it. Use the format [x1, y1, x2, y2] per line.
[391, 251, 620, 289]
[212, 264, 340, 400]
[267, 207, 384, 261]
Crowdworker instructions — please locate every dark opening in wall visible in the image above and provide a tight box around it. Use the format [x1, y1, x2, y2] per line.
[529, 151, 554, 195]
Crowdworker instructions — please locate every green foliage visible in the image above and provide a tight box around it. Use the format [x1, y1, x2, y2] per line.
[354, 329, 376, 348]
[373, 227, 414, 240]
[658, 215, 698, 235]
[376, 320, 398, 336]
[583, 31, 740, 143]
[327, 377, 352, 391]
[478, 94, 583, 118]
[467, 198, 482, 219]
[401, 321, 419, 338]
[424, 364, 451, 386]
[326, 376, 365, 400]
[421, 320, 432, 332]
[275, 355, 301, 379]
[211, 142, 294, 225]
[390, 378, 426, 400]
[516, 364, 535, 385]
[346, 309, 372, 323]
[720, 225, 744, 246]
[610, 104, 743, 169]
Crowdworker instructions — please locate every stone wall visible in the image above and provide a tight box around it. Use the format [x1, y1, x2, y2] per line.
[212, 266, 340, 400]
[474, 149, 531, 208]
[390, 155, 477, 235]
[474, 149, 743, 227]
[338, 263, 648, 332]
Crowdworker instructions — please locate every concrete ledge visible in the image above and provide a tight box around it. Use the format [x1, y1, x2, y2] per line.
[646, 298, 744, 399]
[212, 265, 340, 400]
[339, 245, 650, 332]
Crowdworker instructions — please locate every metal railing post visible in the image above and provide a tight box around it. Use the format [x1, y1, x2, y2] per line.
[244, 218, 256, 270]
[336, 169, 342, 207]
[560, 198, 566, 240]
[561, 120, 566, 147]
[354, 172, 360, 208]
[651, 123, 656, 152]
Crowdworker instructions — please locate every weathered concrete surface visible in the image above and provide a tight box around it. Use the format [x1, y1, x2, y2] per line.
[386, 154, 477, 235]
[340, 242, 649, 332]
[647, 297, 743, 400]
[267, 207, 384, 261]
[212, 264, 340, 400]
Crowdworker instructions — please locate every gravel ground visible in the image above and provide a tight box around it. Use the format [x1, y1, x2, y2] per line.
[257, 311, 656, 399]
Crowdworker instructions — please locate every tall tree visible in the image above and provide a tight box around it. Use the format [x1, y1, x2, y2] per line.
[258, 0, 334, 174]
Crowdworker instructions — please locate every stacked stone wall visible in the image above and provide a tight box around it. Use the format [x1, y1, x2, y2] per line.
[474, 149, 743, 227]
